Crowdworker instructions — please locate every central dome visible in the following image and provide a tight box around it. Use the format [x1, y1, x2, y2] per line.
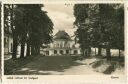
[54, 30, 71, 40]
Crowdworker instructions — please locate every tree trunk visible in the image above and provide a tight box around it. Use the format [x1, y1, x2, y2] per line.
[20, 42, 25, 58]
[36, 46, 40, 55]
[37, 46, 40, 55]
[11, 5, 18, 59]
[12, 35, 18, 59]
[31, 45, 34, 55]
[106, 48, 111, 60]
[26, 43, 30, 56]
[82, 49, 85, 57]
[98, 47, 102, 56]
[85, 49, 88, 57]
[119, 49, 121, 58]
[36, 46, 39, 55]
[95, 48, 96, 56]
[88, 47, 91, 56]
[34, 45, 37, 55]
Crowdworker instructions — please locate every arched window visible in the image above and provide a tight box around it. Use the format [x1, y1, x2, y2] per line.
[66, 50, 69, 54]
[54, 50, 57, 54]
[60, 50, 63, 55]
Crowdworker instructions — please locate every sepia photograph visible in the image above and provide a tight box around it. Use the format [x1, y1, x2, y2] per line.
[4, 3, 125, 76]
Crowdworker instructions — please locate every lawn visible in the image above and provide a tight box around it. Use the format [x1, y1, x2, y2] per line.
[4, 55, 81, 75]
[4, 54, 124, 75]
[4, 56, 39, 75]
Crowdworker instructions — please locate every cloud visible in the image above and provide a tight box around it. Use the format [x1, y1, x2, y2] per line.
[43, 4, 76, 36]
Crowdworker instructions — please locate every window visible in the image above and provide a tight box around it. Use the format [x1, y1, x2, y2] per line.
[60, 50, 63, 54]
[46, 51, 49, 55]
[74, 50, 78, 54]
[54, 50, 57, 54]
[66, 50, 69, 54]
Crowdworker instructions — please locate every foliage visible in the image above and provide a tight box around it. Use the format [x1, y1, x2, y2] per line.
[4, 4, 54, 58]
[73, 4, 124, 58]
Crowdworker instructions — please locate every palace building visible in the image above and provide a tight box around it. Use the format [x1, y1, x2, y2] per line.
[42, 30, 81, 56]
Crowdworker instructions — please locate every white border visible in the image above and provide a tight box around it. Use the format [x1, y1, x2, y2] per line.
[124, 1, 128, 83]
[0, 1, 1, 82]
[1, 1, 3, 83]
[1, 1, 127, 84]
[3, 0, 124, 4]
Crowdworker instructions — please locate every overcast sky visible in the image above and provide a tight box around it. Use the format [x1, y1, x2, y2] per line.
[43, 4, 76, 36]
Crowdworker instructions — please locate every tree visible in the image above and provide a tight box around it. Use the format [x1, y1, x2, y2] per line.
[27, 5, 53, 56]
[4, 4, 54, 59]
[4, 4, 19, 59]
[73, 4, 124, 60]
[74, 4, 101, 57]
[110, 5, 124, 58]
[74, 4, 91, 57]
[98, 4, 124, 60]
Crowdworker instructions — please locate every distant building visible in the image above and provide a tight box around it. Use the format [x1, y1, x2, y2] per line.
[42, 30, 81, 56]
[4, 27, 25, 59]
[4, 27, 13, 55]
[4, 26, 22, 57]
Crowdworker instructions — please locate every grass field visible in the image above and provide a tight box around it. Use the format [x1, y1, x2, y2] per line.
[4, 55, 81, 75]
[4, 53, 124, 75]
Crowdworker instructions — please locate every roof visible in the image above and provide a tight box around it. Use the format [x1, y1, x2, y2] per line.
[54, 30, 71, 40]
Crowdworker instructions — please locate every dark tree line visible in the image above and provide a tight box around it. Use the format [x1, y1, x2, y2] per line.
[74, 4, 124, 60]
[4, 4, 53, 59]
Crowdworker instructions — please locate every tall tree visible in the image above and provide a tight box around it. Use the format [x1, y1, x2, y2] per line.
[4, 4, 54, 59]
[74, 4, 91, 57]
[73, 4, 124, 60]
[4, 4, 19, 59]
[110, 5, 124, 58]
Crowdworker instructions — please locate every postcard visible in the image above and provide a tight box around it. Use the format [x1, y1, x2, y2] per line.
[1, 0, 127, 84]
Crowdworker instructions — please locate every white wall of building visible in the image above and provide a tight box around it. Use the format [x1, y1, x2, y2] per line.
[4, 35, 13, 54]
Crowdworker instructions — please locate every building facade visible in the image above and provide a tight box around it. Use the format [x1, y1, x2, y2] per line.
[4, 26, 13, 55]
[42, 30, 81, 56]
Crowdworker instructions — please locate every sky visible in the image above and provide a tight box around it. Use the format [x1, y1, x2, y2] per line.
[43, 4, 76, 36]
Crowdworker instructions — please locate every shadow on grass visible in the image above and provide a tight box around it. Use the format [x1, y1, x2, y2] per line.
[91, 56, 124, 74]
[4, 55, 42, 75]
[5, 56, 81, 75]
